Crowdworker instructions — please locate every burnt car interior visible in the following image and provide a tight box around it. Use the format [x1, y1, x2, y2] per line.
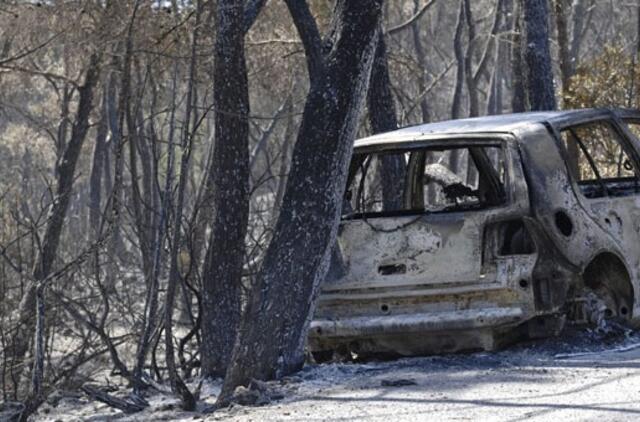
[342, 143, 507, 220]
[560, 121, 640, 198]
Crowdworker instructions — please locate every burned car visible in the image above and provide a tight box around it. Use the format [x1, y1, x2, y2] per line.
[309, 108, 640, 358]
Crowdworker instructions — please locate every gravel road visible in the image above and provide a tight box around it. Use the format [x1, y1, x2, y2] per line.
[40, 327, 640, 422]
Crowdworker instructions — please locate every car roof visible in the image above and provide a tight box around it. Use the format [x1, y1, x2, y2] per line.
[354, 108, 640, 148]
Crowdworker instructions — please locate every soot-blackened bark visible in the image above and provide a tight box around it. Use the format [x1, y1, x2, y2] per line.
[521, 0, 557, 111]
[191, 0, 266, 270]
[367, 32, 405, 210]
[554, 0, 580, 176]
[191, 0, 266, 376]
[451, 0, 466, 121]
[554, 0, 572, 94]
[487, 0, 510, 115]
[411, 0, 432, 123]
[89, 89, 108, 241]
[463, 0, 479, 118]
[450, 0, 466, 173]
[511, 8, 526, 113]
[200, 0, 250, 378]
[218, 0, 383, 402]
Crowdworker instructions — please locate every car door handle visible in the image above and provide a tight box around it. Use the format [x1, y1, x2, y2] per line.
[378, 264, 407, 276]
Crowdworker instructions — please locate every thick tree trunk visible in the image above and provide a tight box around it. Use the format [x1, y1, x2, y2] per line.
[367, 33, 405, 210]
[521, 0, 557, 111]
[218, 0, 383, 402]
[190, 0, 267, 272]
[200, 0, 251, 378]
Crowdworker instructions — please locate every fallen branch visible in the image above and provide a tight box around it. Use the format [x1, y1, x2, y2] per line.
[81, 384, 148, 414]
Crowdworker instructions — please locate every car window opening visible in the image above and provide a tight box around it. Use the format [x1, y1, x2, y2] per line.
[561, 121, 640, 199]
[342, 144, 507, 220]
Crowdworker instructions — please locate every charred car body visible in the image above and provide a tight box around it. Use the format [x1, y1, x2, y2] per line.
[309, 108, 640, 357]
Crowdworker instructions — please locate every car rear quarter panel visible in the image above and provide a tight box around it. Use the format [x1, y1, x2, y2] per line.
[515, 124, 640, 316]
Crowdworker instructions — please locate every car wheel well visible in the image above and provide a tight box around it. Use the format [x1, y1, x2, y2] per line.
[582, 252, 634, 318]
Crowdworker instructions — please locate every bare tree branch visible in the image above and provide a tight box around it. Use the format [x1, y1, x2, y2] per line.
[283, 0, 325, 83]
[387, 0, 437, 35]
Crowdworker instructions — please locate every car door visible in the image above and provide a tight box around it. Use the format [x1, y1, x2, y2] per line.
[324, 139, 529, 293]
[557, 119, 640, 277]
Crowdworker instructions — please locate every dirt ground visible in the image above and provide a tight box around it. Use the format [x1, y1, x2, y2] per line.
[36, 327, 640, 422]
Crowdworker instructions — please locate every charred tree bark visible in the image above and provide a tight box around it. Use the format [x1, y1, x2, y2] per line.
[126, 80, 152, 279]
[463, 0, 478, 118]
[367, 32, 405, 210]
[569, 0, 590, 64]
[554, 0, 572, 97]
[521, 0, 557, 111]
[89, 89, 108, 242]
[200, 0, 251, 378]
[450, 0, 466, 173]
[554, 0, 580, 176]
[451, 0, 466, 121]
[104, 64, 125, 268]
[191, 0, 267, 261]
[487, 0, 509, 115]
[218, 0, 383, 403]
[134, 91, 155, 262]
[511, 6, 526, 113]
[411, 0, 431, 124]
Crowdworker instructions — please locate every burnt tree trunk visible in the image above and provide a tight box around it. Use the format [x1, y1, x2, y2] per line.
[105, 62, 126, 267]
[487, 0, 509, 115]
[368, 32, 405, 210]
[511, 6, 526, 113]
[521, 0, 557, 111]
[89, 89, 108, 241]
[218, 0, 383, 402]
[554, 0, 573, 97]
[451, 0, 466, 120]
[569, 0, 590, 64]
[450, 0, 466, 173]
[554, 0, 580, 176]
[190, 0, 267, 278]
[126, 74, 152, 279]
[200, 0, 251, 378]
[463, 0, 479, 118]
[411, 0, 431, 124]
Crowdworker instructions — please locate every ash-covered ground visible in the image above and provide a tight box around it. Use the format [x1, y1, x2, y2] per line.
[35, 325, 640, 421]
